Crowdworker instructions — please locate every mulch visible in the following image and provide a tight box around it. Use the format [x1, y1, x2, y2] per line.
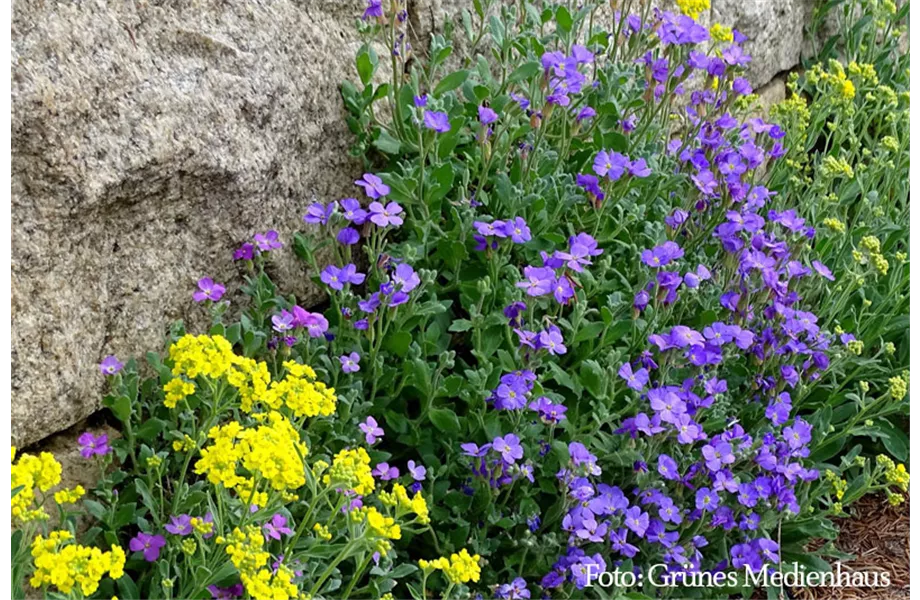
[792, 494, 910, 600]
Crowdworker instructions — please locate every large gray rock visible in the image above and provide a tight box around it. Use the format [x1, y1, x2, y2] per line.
[11, 0, 383, 446]
[712, 0, 806, 89]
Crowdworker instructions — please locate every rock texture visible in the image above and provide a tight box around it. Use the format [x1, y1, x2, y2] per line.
[13, 0, 820, 447]
[11, 0, 374, 446]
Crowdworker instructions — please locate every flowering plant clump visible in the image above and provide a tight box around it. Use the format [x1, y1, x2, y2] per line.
[12, 0, 909, 599]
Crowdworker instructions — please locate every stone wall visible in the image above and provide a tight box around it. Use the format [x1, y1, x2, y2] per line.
[12, 0, 820, 447]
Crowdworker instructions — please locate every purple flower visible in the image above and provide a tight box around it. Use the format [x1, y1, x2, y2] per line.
[362, 0, 383, 20]
[129, 532, 166, 562]
[812, 260, 835, 281]
[496, 577, 531, 600]
[359, 417, 384, 445]
[701, 441, 735, 471]
[539, 325, 567, 355]
[272, 311, 296, 333]
[492, 434, 524, 464]
[78, 432, 111, 459]
[618, 362, 649, 391]
[628, 158, 652, 177]
[657, 454, 679, 480]
[208, 584, 244, 600]
[339, 352, 361, 374]
[528, 397, 567, 424]
[423, 110, 451, 133]
[304, 201, 335, 225]
[368, 201, 404, 227]
[99, 355, 124, 376]
[624, 506, 649, 537]
[593, 150, 630, 181]
[391, 263, 421, 293]
[414, 94, 428, 107]
[517, 265, 555, 296]
[783, 417, 812, 449]
[263, 514, 293, 541]
[340, 198, 369, 224]
[233, 243, 255, 261]
[373, 462, 399, 480]
[193, 277, 226, 303]
[321, 264, 366, 291]
[165, 514, 193, 536]
[355, 173, 390, 199]
[576, 106, 596, 122]
[337, 227, 361, 246]
[557, 233, 603, 272]
[504, 217, 532, 244]
[407, 460, 427, 481]
[478, 105, 499, 125]
[695, 487, 720, 511]
[254, 230, 283, 251]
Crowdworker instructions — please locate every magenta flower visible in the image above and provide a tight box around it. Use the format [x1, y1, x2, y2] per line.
[99, 355, 124, 376]
[129, 532, 166, 562]
[423, 110, 451, 133]
[359, 417, 384, 444]
[299, 312, 329, 338]
[263, 514, 293, 541]
[193, 277, 226, 303]
[368, 201, 404, 227]
[339, 352, 361, 374]
[78, 432, 111, 459]
[355, 173, 390, 199]
[254, 230, 283, 251]
[165, 514, 193, 536]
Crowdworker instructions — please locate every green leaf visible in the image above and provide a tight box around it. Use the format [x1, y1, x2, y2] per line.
[579, 360, 606, 399]
[433, 70, 470, 96]
[878, 421, 909, 461]
[429, 408, 462, 434]
[117, 575, 140, 600]
[136, 418, 167, 442]
[448, 319, 473, 332]
[507, 61, 541, 85]
[373, 129, 402, 155]
[356, 45, 378, 86]
[384, 331, 412, 357]
[556, 6, 573, 32]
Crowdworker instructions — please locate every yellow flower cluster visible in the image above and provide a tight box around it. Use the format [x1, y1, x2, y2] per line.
[264, 361, 337, 418]
[30, 530, 125, 596]
[709, 23, 733, 43]
[190, 516, 214, 536]
[676, 0, 709, 19]
[420, 548, 481, 584]
[313, 523, 332, 541]
[172, 434, 197, 453]
[169, 334, 238, 380]
[355, 506, 402, 543]
[223, 526, 298, 600]
[858, 236, 890, 276]
[379, 483, 430, 524]
[822, 217, 846, 233]
[54, 486, 86, 505]
[877, 454, 910, 506]
[228, 357, 272, 413]
[164, 377, 195, 409]
[888, 372, 908, 401]
[818, 156, 854, 179]
[323, 448, 375, 496]
[808, 60, 856, 103]
[824, 469, 848, 500]
[12, 448, 62, 522]
[195, 411, 307, 492]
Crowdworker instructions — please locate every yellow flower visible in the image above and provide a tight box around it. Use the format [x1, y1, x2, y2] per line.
[676, 0, 710, 19]
[54, 486, 86, 505]
[313, 523, 332, 541]
[163, 377, 195, 409]
[30, 531, 124, 596]
[323, 448, 375, 496]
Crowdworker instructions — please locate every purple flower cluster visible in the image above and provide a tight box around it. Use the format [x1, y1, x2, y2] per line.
[540, 44, 595, 107]
[473, 216, 532, 249]
[460, 434, 533, 490]
[271, 305, 329, 338]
